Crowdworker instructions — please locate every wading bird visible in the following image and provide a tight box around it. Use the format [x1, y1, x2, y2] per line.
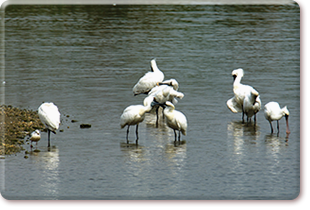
[132, 58, 164, 95]
[227, 68, 260, 123]
[144, 84, 184, 126]
[38, 102, 61, 147]
[163, 101, 187, 142]
[264, 102, 290, 134]
[30, 129, 41, 148]
[120, 100, 157, 144]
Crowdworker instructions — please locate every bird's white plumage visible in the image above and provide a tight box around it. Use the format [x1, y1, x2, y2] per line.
[264, 101, 290, 134]
[120, 104, 152, 129]
[243, 94, 261, 120]
[158, 79, 179, 91]
[227, 68, 260, 121]
[30, 129, 41, 142]
[144, 85, 184, 107]
[38, 102, 60, 132]
[132, 59, 164, 95]
[164, 101, 187, 136]
[226, 97, 242, 113]
[264, 102, 289, 121]
[120, 102, 154, 144]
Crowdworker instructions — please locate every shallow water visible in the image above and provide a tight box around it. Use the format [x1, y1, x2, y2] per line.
[1, 4, 299, 200]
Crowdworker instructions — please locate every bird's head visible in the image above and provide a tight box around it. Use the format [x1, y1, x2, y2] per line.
[283, 106, 290, 117]
[232, 68, 244, 81]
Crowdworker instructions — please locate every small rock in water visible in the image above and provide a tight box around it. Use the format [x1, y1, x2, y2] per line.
[80, 124, 91, 129]
[71, 119, 78, 123]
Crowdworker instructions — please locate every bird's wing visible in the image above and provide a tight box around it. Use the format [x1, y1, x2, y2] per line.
[133, 72, 158, 95]
[38, 104, 60, 131]
[227, 97, 243, 113]
[176, 112, 187, 136]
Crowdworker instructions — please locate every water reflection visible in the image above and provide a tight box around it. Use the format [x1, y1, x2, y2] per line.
[227, 121, 261, 155]
[120, 142, 146, 163]
[29, 146, 60, 199]
[264, 134, 289, 154]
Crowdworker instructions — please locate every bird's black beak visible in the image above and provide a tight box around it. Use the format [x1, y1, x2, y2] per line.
[232, 75, 237, 81]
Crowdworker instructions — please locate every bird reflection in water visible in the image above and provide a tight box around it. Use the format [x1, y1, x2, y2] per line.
[227, 121, 261, 155]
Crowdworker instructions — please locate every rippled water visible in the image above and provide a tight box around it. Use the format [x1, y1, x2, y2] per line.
[1, 4, 299, 200]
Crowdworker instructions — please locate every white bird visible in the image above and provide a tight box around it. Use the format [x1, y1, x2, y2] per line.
[120, 100, 156, 144]
[144, 84, 184, 126]
[227, 68, 260, 123]
[243, 94, 261, 123]
[163, 101, 187, 142]
[38, 102, 61, 147]
[264, 102, 290, 134]
[132, 58, 164, 95]
[30, 129, 41, 148]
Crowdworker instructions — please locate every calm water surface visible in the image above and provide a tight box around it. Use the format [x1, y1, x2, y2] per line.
[1, 4, 299, 199]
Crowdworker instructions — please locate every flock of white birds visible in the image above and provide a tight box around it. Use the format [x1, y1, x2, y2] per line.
[120, 58, 187, 145]
[29, 59, 291, 148]
[226, 68, 290, 135]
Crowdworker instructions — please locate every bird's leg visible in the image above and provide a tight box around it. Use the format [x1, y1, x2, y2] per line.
[178, 130, 181, 142]
[135, 124, 139, 145]
[242, 111, 245, 123]
[174, 130, 177, 142]
[126, 125, 130, 144]
[156, 106, 159, 127]
[254, 114, 257, 124]
[162, 108, 165, 121]
[48, 130, 50, 147]
[269, 121, 273, 133]
[277, 120, 280, 134]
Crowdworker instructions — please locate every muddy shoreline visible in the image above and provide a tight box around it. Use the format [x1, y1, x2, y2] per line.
[0, 105, 45, 156]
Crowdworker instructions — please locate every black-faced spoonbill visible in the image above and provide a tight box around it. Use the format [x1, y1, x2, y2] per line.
[120, 100, 157, 145]
[226, 68, 260, 123]
[163, 101, 187, 142]
[38, 102, 60, 147]
[264, 102, 290, 134]
[132, 58, 164, 95]
[30, 129, 41, 148]
[144, 84, 184, 127]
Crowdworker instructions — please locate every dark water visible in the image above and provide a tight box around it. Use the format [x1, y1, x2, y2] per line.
[1, 4, 299, 200]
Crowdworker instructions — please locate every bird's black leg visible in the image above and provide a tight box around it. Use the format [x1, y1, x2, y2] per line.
[242, 111, 245, 123]
[48, 129, 51, 147]
[269, 121, 273, 133]
[162, 108, 165, 121]
[277, 120, 280, 134]
[135, 124, 139, 145]
[156, 106, 159, 127]
[254, 114, 257, 124]
[174, 130, 177, 142]
[126, 125, 130, 144]
[178, 130, 181, 142]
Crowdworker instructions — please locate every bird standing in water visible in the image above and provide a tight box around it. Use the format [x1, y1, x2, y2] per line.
[264, 101, 290, 134]
[38, 102, 60, 147]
